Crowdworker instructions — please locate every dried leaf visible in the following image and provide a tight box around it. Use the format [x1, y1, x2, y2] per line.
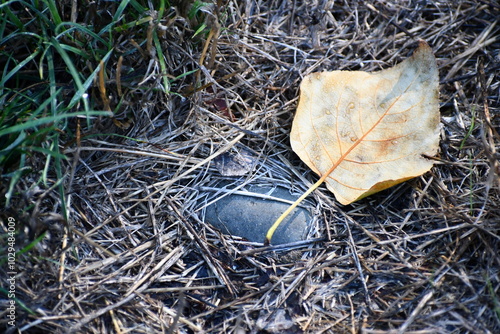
[265, 41, 441, 245]
[214, 149, 255, 176]
[291, 41, 440, 205]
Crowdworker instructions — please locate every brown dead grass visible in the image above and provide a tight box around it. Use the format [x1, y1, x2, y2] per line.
[2, 0, 500, 333]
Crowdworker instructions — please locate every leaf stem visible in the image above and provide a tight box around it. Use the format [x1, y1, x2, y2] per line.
[265, 176, 326, 245]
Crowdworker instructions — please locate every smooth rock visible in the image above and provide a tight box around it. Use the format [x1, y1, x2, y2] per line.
[202, 184, 313, 245]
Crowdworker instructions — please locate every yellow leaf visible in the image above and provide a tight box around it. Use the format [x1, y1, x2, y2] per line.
[265, 41, 440, 244]
[291, 41, 440, 205]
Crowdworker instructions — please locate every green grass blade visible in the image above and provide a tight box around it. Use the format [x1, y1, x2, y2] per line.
[153, 29, 170, 93]
[28, 146, 68, 159]
[128, 0, 147, 13]
[113, 0, 132, 22]
[157, 0, 166, 21]
[0, 48, 41, 91]
[68, 48, 114, 109]
[48, 37, 88, 110]
[0, 287, 36, 315]
[0, 232, 47, 266]
[1, 1, 24, 30]
[4, 156, 29, 207]
[0, 109, 112, 137]
[55, 22, 111, 50]
[41, 0, 63, 26]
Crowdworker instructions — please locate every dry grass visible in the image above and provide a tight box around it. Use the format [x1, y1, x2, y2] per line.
[1, 0, 500, 333]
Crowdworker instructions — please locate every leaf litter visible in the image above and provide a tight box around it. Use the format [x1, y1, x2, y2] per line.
[2, 1, 500, 333]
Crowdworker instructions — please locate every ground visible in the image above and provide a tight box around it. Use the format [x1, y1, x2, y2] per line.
[0, 1, 499, 333]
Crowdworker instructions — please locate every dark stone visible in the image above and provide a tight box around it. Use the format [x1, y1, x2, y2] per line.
[202, 184, 313, 245]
